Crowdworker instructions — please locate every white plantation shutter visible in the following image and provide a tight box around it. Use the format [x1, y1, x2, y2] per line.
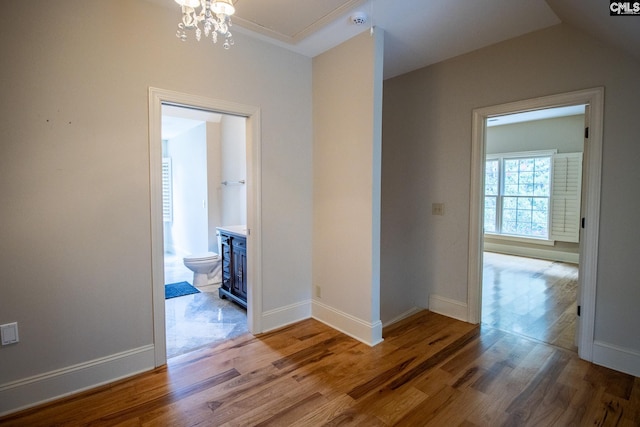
[551, 153, 582, 243]
[162, 158, 173, 223]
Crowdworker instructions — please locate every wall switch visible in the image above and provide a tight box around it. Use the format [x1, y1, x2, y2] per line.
[315, 286, 321, 298]
[1, 322, 19, 345]
[432, 203, 445, 216]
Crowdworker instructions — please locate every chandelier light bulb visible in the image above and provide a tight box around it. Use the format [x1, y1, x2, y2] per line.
[212, 0, 235, 16]
[174, 0, 235, 49]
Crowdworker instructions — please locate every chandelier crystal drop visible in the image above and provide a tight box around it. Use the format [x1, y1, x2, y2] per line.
[175, 0, 235, 49]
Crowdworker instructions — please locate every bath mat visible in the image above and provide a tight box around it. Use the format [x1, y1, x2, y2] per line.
[165, 281, 200, 299]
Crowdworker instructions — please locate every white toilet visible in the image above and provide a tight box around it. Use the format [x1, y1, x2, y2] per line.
[183, 252, 222, 287]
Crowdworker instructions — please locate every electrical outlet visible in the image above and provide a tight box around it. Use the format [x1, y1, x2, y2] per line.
[1, 322, 19, 346]
[315, 285, 321, 298]
[432, 203, 445, 216]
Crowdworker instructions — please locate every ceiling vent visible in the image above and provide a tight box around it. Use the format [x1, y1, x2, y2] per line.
[351, 12, 368, 25]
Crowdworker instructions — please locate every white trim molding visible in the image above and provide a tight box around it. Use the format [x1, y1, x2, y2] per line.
[261, 301, 312, 333]
[484, 243, 579, 264]
[593, 341, 640, 377]
[382, 306, 424, 328]
[312, 301, 383, 346]
[468, 87, 604, 365]
[0, 345, 155, 417]
[429, 295, 469, 322]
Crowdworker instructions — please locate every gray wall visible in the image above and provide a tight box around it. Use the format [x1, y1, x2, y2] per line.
[486, 114, 585, 154]
[0, 0, 312, 411]
[381, 22, 640, 359]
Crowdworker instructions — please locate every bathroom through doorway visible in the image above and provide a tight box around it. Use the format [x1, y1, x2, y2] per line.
[161, 104, 248, 359]
[148, 87, 263, 367]
[149, 87, 263, 367]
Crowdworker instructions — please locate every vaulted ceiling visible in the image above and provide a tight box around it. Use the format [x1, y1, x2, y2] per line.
[153, 0, 640, 79]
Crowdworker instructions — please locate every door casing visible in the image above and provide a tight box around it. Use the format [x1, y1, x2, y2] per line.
[467, 87, 604, 362]
[148, 87, 262, 366]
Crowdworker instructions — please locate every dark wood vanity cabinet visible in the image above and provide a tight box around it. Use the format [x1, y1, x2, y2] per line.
[217, 228, 247, 308]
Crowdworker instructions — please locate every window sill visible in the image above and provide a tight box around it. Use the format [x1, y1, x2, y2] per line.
[484, 233, 555, 246]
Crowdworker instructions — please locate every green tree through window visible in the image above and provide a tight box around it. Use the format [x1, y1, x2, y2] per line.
[485, 154, 551, 239]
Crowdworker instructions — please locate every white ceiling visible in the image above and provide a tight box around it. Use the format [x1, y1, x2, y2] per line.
[486, 105, 586, 127]
[231, 0, 367, 44]
[162, 105, 221, 140]
[239, 0, 564, 79]
[151, 0, 640, 80]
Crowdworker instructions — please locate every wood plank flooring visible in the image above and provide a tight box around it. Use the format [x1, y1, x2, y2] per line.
[482, 252, 578, 352]
[2, 311, 639, 426]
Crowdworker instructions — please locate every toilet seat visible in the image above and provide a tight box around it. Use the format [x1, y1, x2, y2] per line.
[183, 251, 222, 287]
[184, 252, 219, 262]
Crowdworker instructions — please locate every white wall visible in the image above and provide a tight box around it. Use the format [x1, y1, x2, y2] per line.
[206, 121, 223, 252]
[220, 115, 247, 227]
[205, 116, 247, 253]
[382, 23, 640, 373]
[166, 123, 208, 255]
[312, 30, 384, 345]
[0, 0, 312, 414]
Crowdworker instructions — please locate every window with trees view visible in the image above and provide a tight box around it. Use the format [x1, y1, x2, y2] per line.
[485, 152, 553, 239]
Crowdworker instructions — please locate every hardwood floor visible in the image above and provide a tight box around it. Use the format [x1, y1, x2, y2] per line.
[482, 252, 578, 352]
[2, 311, 639, 426]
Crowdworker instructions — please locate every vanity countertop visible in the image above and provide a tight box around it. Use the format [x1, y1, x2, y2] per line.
[217, 225, 247, 238]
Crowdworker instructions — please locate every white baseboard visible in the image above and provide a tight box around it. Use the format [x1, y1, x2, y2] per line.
[0, 345, 155, 417]
[592, 340, 640, 377]
[261, 300, 312, 333]
[484, 242, 579, 264]
[382, 306, 424, 328]
[429, 294, 469, 322]
[312, 300, 383, 346]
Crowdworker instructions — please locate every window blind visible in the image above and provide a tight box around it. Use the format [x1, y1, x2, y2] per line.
[550, 152, 582, 243]
[162, 158, 173, 223]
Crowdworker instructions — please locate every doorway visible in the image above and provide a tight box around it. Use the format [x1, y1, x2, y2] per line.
[149, 88, 263, 367]
[481, 105, 584, 351]
[467, 87, 604, 362]
[161, 105, 248, 358]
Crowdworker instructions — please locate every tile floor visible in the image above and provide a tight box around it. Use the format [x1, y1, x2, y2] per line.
[164, 253, 248, 359]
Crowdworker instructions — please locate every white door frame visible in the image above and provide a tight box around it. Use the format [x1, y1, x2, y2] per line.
[148, 87, 262, 366]
[467, 87, 604, 362]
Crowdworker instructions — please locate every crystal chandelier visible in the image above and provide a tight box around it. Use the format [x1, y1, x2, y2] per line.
[175, 0, 235, 49]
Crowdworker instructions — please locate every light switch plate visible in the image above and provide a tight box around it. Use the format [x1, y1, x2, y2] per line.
[432, 203, 445, 216]
[1, 322, 19, 345]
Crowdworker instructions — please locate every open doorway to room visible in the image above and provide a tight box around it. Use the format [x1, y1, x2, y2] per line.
[481, 105, 585, 352]
[149, 88, 262, 367]
[161, 104, 248, 359]
[468, 88, 604, 363]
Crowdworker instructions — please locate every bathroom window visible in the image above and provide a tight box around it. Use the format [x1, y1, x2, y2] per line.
[162, 158, 173, 223]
